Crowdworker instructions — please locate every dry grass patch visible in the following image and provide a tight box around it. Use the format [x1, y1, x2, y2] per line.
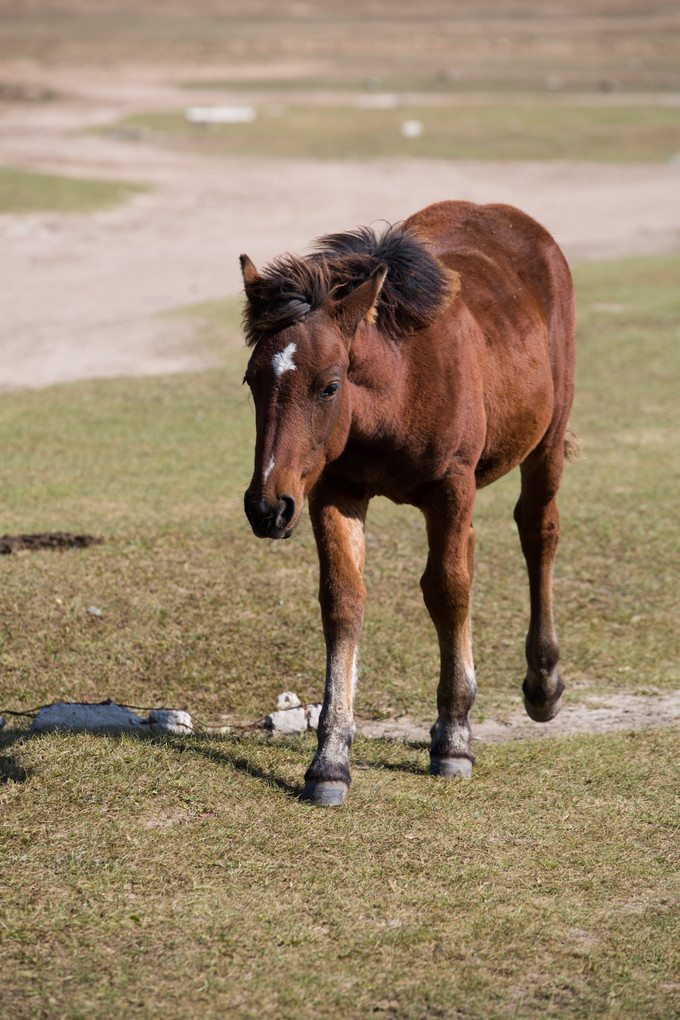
[2, 2, 678, 95]
[107, 103, 680, 163]
[0, 166, 147, 214]
[0, 253, 679, 1018]
[0, 256, 678, 728]
[1, 726, 678, 1019]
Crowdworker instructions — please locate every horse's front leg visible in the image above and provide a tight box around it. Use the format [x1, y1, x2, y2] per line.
[302, 485, 369, 807]
[514, 442, 566, 722]
[419, 476, 477, 778]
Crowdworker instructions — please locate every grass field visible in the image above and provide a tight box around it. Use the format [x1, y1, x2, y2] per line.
[1, 253, 679, 1017]
[0, 254, 678, 721]
[107, 102, 680, 163]
[2, 729, 679, 1019]
[0, 166, 147, 214]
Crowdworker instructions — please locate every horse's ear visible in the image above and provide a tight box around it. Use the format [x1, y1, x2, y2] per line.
[240, 254, 261, 292]
[333, 263, 388, 336]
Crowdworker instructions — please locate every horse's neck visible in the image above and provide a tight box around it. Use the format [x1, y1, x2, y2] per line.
[347, 325, 404, 440]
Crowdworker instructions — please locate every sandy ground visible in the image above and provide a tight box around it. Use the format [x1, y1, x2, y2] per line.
[358, 691, 680, 746]
[2, 71, 680, 390]
[1, 67, 679, 740]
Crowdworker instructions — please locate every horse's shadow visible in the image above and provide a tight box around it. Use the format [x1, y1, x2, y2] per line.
[1, 724, 308, 800]
[184, 736, 304, 799]
[1, 724, 431, 799]
[0, 728, 32, 785]
[163, 732, 432, 794]
[354, 744, 431, 777]
[184, 732, 433, 791]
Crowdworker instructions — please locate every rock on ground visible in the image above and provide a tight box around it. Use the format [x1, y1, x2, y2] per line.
[266, 696, 323, 735]
[31, 701, 144, 734]
[29, 701, 195, 735]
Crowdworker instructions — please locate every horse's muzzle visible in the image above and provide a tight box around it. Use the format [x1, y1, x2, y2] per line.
[244, 490, 297, 540]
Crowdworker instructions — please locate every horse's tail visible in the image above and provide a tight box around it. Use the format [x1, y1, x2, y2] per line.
[564, 426, 581, 463]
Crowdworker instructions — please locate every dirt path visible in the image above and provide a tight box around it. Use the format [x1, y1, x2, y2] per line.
[357, 691, 680, 746]
[2, 70, 679, 389]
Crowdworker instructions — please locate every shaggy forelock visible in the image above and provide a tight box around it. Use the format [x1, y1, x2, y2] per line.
[242, 224, 452, 348]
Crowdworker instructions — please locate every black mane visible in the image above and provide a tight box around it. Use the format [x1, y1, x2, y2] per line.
[242, 223, 452, 348]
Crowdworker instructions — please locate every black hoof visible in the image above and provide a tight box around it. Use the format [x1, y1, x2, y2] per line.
[300, 781, 349, 807]
[524, 693, 563, 722]
[523, 672, 564, 723]
[429, 757, 473, 779]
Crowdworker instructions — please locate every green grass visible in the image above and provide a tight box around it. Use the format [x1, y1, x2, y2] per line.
[107, 102, 680, 162]
[564, 256, 680, 697]
[0, 166, 148, 214]
[0, 254, 679, 1017]
[1, 727, 679, 1019]
[0, 255, 678, 723]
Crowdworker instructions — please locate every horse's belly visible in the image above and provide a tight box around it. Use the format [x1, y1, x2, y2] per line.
[475, 369, 555, 486]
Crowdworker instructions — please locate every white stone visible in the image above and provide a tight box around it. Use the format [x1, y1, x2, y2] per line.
[266, 706, 308, 735]
[355, 93, 400, 109]
[306, 703, 322, 730]
[400, 119, 424, 139]
[276, 691, 301, 711]
[30, 701, 144, 734]
[148, 710, 193, 735]
[265, 701, 322, 734]
[185, 106, 256, 125]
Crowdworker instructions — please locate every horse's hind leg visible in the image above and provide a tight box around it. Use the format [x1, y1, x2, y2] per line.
[420, 477, 477, 777]
[514, 440, 566, 722]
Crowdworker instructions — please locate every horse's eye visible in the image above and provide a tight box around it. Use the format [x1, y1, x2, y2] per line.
[321, 382, 339, 399]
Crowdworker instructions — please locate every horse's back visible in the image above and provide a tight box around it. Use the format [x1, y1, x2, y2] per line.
[405, 200, 572, 321]
[405, 199, 564, 269]
[405, 200, 575, 447]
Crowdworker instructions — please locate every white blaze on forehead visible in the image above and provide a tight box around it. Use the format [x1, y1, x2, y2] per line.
[272, 342, 297, 377]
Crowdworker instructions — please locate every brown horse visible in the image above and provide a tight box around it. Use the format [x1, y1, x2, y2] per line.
[241, 200, 575, 806]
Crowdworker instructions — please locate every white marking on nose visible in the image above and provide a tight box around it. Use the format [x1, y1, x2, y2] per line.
[272, 342, 297, 377]
[264, 455, 275, 485]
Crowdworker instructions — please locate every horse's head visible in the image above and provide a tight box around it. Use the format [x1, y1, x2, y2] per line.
[241, 253, 386, 539]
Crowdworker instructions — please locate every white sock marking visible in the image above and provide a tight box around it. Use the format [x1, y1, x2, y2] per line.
[272, 342, 297, 377]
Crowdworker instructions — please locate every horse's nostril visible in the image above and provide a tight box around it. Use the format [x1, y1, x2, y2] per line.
[244, 489, 296, 537]
[276, 494, 296, 529]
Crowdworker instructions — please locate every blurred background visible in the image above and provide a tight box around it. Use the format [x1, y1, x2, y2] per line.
[1, 0, 679, 387]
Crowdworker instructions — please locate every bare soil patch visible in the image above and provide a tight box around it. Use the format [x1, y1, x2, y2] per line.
[0, 532, 103, 554]
[1, 65, 679, 389]
[358, 690, 680, 745]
